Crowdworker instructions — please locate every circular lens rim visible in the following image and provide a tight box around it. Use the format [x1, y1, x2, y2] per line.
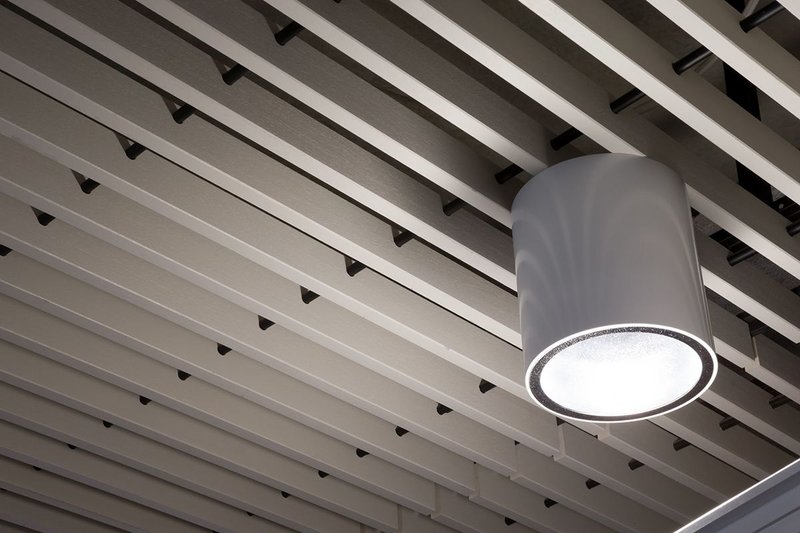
[525, 324, 717, 423]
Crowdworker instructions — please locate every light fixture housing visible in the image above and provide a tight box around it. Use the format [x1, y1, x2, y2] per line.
[512, 154, 716, 423]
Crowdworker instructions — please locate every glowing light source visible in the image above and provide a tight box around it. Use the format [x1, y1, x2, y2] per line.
[512, 154, 716, 422]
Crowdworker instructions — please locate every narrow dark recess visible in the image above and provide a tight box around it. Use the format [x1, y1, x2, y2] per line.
[217, 343, 232, 355]
[436, 403, 452, 415]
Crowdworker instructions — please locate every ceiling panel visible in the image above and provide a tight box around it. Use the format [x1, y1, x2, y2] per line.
[0, 0, 798, 531]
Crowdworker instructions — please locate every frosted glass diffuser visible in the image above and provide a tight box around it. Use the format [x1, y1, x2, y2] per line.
[512, 154, 717, 422]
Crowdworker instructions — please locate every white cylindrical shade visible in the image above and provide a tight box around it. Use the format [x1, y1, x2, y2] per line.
[512, 154, 716, 422]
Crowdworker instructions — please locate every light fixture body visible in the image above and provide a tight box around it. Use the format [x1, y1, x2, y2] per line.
[512, 153, 716, 423]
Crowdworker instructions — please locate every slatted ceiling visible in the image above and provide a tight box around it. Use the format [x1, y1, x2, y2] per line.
[251, 0, 564, 176]
[602, 420, 754, 502]
[0, 0, 798, 532]
[0, 256, 472, 501]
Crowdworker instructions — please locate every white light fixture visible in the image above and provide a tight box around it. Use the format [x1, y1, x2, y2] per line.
[512, 154, 717, 422]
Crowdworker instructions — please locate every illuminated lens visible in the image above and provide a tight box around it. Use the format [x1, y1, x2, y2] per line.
[539, 330, 703, 418]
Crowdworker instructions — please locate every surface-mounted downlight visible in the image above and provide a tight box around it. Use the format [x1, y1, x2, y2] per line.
[512, 154, 717, 423]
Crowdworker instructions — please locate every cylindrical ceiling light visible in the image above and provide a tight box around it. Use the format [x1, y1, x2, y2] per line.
[512, 154, 716, 423]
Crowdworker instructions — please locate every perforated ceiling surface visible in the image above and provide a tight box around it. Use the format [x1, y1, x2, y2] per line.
[0, 0, 799, 531]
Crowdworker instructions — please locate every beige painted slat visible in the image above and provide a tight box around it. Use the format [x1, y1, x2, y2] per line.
[646, 0, 800, 121]
[0, 519, 37, 533]
[783, 1, 800, 21]
[0, 382, 358, 533]
[0, 455, 201, 533]
[398, 508, 458, 533]
[556, 424, 714, 523]
[0, 490, 121, 533]
[11, 0, 516, 289]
